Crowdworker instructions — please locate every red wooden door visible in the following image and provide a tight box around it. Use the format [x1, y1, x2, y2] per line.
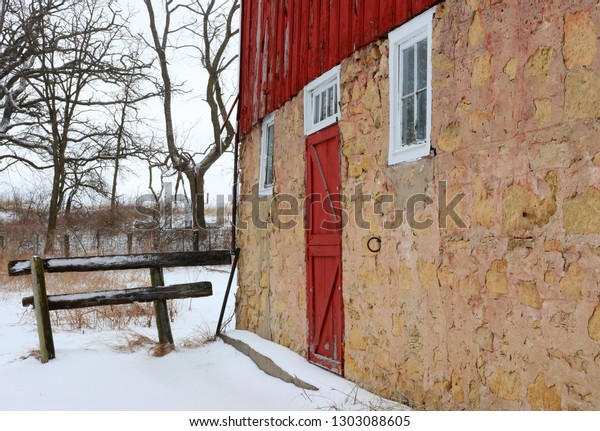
[306, 124, 344, 375]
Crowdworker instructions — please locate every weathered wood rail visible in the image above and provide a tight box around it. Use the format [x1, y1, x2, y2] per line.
[10, 250, 232, 363]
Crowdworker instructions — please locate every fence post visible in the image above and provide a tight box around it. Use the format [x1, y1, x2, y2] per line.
[95, 230, 100, 255]
[63, 234, 70, 257]
[149, 267, 174, 345]
[127, 233, 133, 254]
[0, 235, 4, 254]
[193, 230, 199, 251]
[30, 256, 55, 363]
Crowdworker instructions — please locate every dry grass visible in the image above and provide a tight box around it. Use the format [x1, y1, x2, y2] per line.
[4, 269, 182, 331]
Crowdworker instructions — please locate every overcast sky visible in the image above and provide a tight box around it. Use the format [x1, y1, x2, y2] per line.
[0, 0, 239, 207]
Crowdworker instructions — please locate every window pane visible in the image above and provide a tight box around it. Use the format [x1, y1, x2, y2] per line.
[333, 84, 338, 114]
[416, 90, 427, 141]
[313, 93, 320, 124]
[320, 90, 327, 121]
[402, 45, 414, 96]
[417, 39, 428, 91]
[402, 96, 415, 145]
[265, 124, 274, 187]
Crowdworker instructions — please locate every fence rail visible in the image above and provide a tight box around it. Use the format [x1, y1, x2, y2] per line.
[15, 250, 233, 363]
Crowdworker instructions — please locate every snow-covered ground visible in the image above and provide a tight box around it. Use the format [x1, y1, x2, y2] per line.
[0, 266, 401, 411]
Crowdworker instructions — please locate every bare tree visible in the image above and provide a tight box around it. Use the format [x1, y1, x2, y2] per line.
[143, 0, 239, 233]
[0, 0, 158, 253]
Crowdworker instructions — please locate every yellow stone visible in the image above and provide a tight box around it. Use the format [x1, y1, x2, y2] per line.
[593, 153, 600, 166]
[468, 110, 489, 133]
[468, 11, 484, 47]
[489, 369, 522, 401]
[438, 122, 461, 152]
[451, 373, 465, 404]
[432, 52, 453, 73]
[503, 58, 518, 81]
[472, 176, 495, 228]
[534, 98, 552, 127]
[474, 326, 494, 351]
[437, 266, 455, 287]
[502, 184, 556, 233]
[398, 261, 414, 291]
[526, 374, 562, 410]
[563, 11, 597, 69]
[545, 170, 560, 197]
[471, 54, 492, 88]
[392, 313, 405, 337]
[588, 303, 600, 340]
[563, 187, 600, 233]
[486, 260, 509, 299]
[417, 260, 438, 289]
[560, 263, 584, 301]
[524, 46, 554, 78]
[461, 274, 481, 298]
[517, 280, 543, 309]
[564, 71, 600, 121]
[349, 325, 368, 351]
[402, 358, 423, 381]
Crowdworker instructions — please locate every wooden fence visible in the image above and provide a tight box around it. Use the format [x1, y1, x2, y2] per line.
[9, 250, 232, 363]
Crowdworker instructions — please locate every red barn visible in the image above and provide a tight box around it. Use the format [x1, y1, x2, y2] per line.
[235, 0, 600, 409]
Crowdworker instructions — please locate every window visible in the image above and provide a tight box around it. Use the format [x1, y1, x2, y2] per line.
[304, 66, 341, 135]
[259, 112, 275, 196]
[389, 7, 436, 165]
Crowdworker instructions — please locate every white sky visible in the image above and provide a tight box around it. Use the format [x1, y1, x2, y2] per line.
[0, 0, 239, 207]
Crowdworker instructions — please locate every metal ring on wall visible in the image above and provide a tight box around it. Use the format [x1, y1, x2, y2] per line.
[367, 236, 382, 253]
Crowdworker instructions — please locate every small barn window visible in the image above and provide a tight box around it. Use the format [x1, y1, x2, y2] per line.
[259, 113, 275, 196]
[389, 7, 436, 165]
[304, 66, 341, 135]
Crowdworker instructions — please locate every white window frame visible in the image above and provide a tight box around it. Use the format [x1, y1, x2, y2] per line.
[304, 65, 341, 136]
[388, 6, 436, 165]
[259, 112, 275, 196]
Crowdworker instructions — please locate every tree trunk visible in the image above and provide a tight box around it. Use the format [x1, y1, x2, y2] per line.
[44, 164, 63, 254]
[186, 170, 207, 235]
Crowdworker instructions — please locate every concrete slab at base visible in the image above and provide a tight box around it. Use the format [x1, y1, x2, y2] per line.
[220, 332, 318, 391]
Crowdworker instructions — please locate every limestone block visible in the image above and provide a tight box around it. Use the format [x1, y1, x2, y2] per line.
[489, 369, 522, 401]
[392, 313, 405, 337]
[349, 325, 368, 351]
[475, 326, 494, 352]
[471, 54, 492, 88]
[559, 263, 584, 301]
[472, 176, 495, 228]
[402, 358, 424, 381]
[563, 187, 600, 233]
[397, 261, 414, 291]
[563, 11, 597, 69]
[534, 99, 553, 127]
[503, 58, 518, 81]
[587, 303, 600, 341]
[486, 260, 509, 299]
[524, 46, 554, 78]
[526, 374, 562, 410]
[468, 11, 484, 47]
[517, 280, 543, 309]
[417, 260, 438, 289]
[564, 71, 600, 121]
[502, 184, 556, 233]
[438, 122, 461, 152]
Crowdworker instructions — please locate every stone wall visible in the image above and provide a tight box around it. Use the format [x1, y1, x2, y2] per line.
[236, 93, 308, 355]
[236, 0, 600, 409]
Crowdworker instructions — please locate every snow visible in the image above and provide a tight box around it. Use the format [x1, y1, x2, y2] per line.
[0, 265, 403, 411]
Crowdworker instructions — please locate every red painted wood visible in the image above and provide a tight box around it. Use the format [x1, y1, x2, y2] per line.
[239, 0, 440, 134]
[328, 0, 340, 73]
[306, 124, 343, 375]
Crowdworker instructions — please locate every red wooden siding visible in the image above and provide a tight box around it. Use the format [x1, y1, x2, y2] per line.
[239, 0, 440, 134]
